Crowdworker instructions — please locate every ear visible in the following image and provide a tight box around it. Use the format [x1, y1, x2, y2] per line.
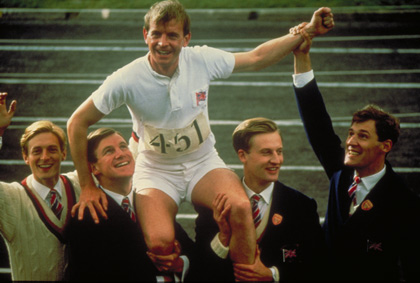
[183, 32, 191, 47]
[22, 152, 29, 165]
[381, 139, 393, 154]
[237, 149, 247, 164]
[143, 27, 148, 43]
[61, 150, 67, 161]
[90, 163, 100, 177]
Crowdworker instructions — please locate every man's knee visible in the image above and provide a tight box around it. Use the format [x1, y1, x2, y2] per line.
[146, 234, 175, 255]
[228, 195, 252, 225]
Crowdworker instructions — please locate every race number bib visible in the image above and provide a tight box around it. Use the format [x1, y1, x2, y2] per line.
[143, 112, 210, 157]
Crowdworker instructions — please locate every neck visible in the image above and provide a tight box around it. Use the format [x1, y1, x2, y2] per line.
[98, 177, 132, 196]
[148, 55, 178, 78]
[35, 176, 59, 190]
[244, 177, 272, 194]
[356, 161, 386, 178]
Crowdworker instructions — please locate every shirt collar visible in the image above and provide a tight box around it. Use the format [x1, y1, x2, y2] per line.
[242, 178, 273, 205]
[100, 185, 134, 206]
[355, 164, 386, 192]
[31, 176, 63, 201]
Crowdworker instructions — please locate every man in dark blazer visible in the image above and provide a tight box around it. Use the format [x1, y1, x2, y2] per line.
[66, 128, 194, 282]
[292, 28, 420, 281]
[189, 117, 326, 282]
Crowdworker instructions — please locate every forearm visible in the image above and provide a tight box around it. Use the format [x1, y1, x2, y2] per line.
[67, 98, 103, 189]
[294, 52, 312, 74]
[234, 33, 303, 72]
[67, 117, 94, 188]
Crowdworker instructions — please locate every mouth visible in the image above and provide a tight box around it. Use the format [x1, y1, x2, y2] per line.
[115, 161, 129, 168]
[347, 149, 361, 156]
[156, 49, 171, 55]
[266, 167, 279, 173]
[38, 164, 53, 169]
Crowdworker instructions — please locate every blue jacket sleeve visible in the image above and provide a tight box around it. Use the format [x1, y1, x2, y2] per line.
[293, 79, 344, 179]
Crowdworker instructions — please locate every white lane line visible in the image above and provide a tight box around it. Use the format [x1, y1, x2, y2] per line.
[7, 115, 420, 129]
[1, 78, 420, 89]
[2, 69, 420, 79]
[0, 34, 419, 45]
[1, 160, 419, 172]
[1, 45, 420, 54]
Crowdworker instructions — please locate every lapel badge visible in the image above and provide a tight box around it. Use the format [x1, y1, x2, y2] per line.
[282, 244, 301, 263]
[361, 199, 373, 211]
[272, 213, 283, 225]
[367, 239, 383, 253]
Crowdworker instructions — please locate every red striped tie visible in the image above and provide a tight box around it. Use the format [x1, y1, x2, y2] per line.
[348, 175, 361, 209]
[49, 189, 63, 219]
[251, 194, 262, 228]
[122, 197, 136, 222]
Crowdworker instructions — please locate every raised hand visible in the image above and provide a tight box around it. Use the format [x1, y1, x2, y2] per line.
[0, 92, 17, 135]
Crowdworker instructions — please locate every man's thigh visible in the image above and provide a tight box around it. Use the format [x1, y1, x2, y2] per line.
[191, 168, 248, 209]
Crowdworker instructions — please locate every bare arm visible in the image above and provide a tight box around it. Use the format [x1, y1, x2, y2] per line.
[67, 98, 108, 223]
[233, 7, 333, 73]
[0, 93, 17, 137]
[293, 29, 313, 74]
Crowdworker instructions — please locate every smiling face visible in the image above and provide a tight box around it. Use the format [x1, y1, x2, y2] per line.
[90, 133, 135, 184]
[143, 18, 191, 77]
[239, 131, 283, 192]
[344, 120, 391, 177]
[23, 132, 66, 189]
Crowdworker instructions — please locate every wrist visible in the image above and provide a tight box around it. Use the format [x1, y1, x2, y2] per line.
[302, 24, 317, 39]
[218, 233, 230, 247]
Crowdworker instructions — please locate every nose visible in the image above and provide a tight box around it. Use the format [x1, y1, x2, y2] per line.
[40, 149, 50, 160]
[114, 147, 124, 159]
[347, 135, 357, 146]
[270, 152, 281, 164]
[158, 34, 168, 47]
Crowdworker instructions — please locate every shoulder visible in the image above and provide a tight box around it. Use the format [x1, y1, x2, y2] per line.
[182, 45, 233, 60]
[274, 181, 315, 203]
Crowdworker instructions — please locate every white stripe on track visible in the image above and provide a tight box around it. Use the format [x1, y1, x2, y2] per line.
[1, 78, 420, 89]
[1, 159, 419, 173]
[1, 45, 420, 54]
[0, 34, 419, 45]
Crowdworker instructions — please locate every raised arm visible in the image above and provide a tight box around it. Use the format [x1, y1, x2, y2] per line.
[233, 7, 334, 73]
[0, 92, 17, 138]
[67, 98, 108, 223]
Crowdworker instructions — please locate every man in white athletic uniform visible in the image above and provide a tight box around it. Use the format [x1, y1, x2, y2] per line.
[67, 0, 334, 269]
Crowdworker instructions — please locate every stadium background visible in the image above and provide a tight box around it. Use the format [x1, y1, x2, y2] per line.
[0, 0, 419, 280]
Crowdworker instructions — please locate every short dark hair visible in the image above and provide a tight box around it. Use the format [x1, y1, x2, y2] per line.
[232, 117, 280, 153]
[144, 0, 191, 36]
[87, 128, 125, 163]
[352, 104, 400, 145]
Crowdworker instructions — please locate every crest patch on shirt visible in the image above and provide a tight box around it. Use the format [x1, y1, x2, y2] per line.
[195, 91, 207, 106]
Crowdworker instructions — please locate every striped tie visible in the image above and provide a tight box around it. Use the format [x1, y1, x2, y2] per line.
[251, 194, 262, 228]
[348, 175, 361, 214]
[48, 189, 63, 219]
[122, 197, 136, 222]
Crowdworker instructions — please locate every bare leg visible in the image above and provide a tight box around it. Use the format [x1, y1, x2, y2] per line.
[135, 188, 178, 255]
[192, 168, 256, 264]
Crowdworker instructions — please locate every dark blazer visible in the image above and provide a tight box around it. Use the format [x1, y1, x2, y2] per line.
[65, 193, 195, 282]
[294, 79, 420, 282]
[189, 181, 326, 282]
